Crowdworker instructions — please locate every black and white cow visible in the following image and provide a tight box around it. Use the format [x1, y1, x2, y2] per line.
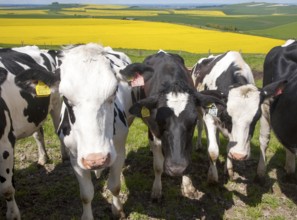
[120, 51, 223, 201]
[191, 51, 286, 184]
[15, 43, 132, 219]
[257, 39, 297, 182]
[0, 46, 65, 220]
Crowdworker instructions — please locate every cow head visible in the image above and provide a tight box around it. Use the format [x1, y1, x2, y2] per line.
[123, 63, 224, 176]
[15, 43, 131, 170]
[205, 80, 287, 161]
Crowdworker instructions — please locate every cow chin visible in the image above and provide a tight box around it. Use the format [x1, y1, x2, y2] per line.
[164, 159, 189, 177]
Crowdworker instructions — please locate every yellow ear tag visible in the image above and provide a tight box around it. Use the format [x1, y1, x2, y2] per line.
[141, 106, 150, 118]
[36, 81, 51, 97]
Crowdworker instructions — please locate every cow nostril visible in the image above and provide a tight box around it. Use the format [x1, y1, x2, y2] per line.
[164, 162, 188, 177]
[81, 153, 111, 170]
[229, 152, 247, 161]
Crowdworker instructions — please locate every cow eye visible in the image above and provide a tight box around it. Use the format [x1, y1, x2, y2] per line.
[107, 93, 116, 104]
[63, 96, 74, 108]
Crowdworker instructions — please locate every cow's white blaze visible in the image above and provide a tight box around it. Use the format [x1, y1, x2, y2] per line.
[59, 43, 120, 169]
[166, 92, 189, 117]
[227, 84, 260, 157]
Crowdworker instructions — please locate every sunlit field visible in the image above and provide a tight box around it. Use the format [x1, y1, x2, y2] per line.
[61, 9, 169, 17]
[173, 10, 226, 16]
[0, 18, 283, 53]
[0, 9, 48, 15]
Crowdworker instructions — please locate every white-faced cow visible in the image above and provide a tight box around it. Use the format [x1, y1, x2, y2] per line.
[0, 46, 65, 219]
[257, 39, 297, 183]
[120, 51, 223, 201]
[15, 43, 132, 219]
[191, 51, 286, 184]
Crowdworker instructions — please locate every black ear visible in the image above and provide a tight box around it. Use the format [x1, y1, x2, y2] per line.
[119, 63, 154, 79]
[0, 67, 8, 86]
[129, 95, 158, 118]
[194, 90, 226, 109]
[260, 79, 287, 103]
[14, 68, 60, 95]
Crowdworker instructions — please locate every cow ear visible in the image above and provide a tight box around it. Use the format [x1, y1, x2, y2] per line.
[120, 63, 154, 86]
[194, 90, 226, 109]
[129, 95, 158, 118]
[0, 67, 8, 86]
[15, 68, 60, 96]
[260, 79, 287, 103]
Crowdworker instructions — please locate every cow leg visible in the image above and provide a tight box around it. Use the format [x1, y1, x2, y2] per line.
[204, 114, 219, 184]
[181, 175, 199, 199]
[195, 118, 204, 151]
[71, 158, 94, 220]
[50, 94, 69, 162]
[107, 147, 125, 218]
[150, 137, 163, 201]
[195, 108, 204, 151]
[225, 155, 234, 180]
[284, 148, 296, 174]
[256, 100, 271, 183]
[1, 139, 20, 219]
[33, 127, 49, 165]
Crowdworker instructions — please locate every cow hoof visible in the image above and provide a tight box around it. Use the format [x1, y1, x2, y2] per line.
[61, 154, 70, 163]
[207, 173, 219, 185]
[182, 187, 200, 199]
[254, 175, 266, 186]
[38, 156, 49, 166]
[282, 173, 297, 184]
[151, 192, 162, 203]
[111, 205, 125, 219]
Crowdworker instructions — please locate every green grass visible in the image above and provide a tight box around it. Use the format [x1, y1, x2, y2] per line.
[250, 21, 297, 40]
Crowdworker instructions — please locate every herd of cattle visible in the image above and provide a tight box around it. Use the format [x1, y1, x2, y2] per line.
[0, 39, 296, 219]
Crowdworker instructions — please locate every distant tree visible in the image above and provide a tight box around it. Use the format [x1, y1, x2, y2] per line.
[52, 2, 59, 5]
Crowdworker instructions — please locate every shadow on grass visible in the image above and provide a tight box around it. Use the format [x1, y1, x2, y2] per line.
[0, 160, 113, 220]
[123, 142, 234, 220]
[231, 145, 297, 209]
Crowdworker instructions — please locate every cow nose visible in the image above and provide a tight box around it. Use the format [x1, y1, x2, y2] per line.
[81, 153, 110, 170]
[164, 162, 188, 177]
[229, 152, 247, 161]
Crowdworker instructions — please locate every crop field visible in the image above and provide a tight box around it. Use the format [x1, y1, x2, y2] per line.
[0, 18, 284, 54]
[0, 2, 296, 40]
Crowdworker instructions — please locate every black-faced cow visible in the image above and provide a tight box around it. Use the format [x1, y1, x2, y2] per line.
[257, 39, 297, 183]
[15, 43, 132, 219]
[120, 51, 224, 201]
[0, 46, 64, 219]
[191, 51, 286, 184]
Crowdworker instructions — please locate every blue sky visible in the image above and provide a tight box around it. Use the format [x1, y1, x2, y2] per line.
[0, 0, 296, 5]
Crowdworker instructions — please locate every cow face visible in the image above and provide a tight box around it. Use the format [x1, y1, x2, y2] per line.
[215, 81, 287, 161]
[15, 43, 131, 170]
[224, 84, 262, 160]
[130, 81, 222, 176]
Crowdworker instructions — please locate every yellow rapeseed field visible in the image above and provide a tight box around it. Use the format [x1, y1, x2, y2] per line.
[0, 18, 283, 53]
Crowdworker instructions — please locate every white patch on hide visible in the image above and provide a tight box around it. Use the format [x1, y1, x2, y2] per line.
[166, 92, 189, 117]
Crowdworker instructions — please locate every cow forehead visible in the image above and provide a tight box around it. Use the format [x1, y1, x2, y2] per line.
[59, 44, 120, 102]
[227, 85, 260, 120]
[166, 92, 189, 117]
